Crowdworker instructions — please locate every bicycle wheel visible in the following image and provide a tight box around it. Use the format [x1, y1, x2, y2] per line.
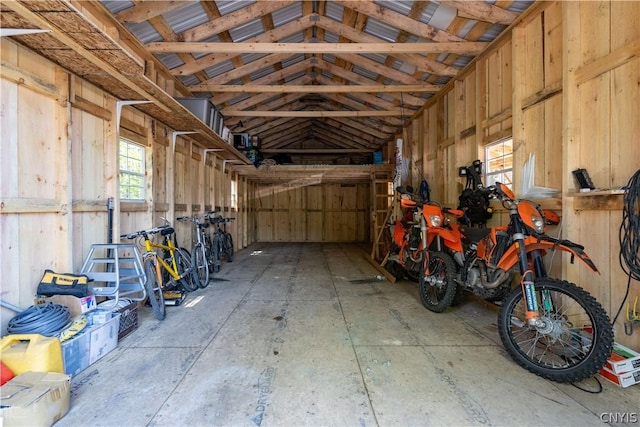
[203, 233, 214, 270]
[224, 232, 234, 262]
[175, 247, 198, 291]
[144, 257, 166, 320]
[192, 242, 210, 288]
[211, 235, 222, 273]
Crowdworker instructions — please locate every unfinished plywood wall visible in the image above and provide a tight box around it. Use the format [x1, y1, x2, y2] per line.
[0, 37, 248, 334]
[408, 1, 639, 349]
[255, 183, 369, 242]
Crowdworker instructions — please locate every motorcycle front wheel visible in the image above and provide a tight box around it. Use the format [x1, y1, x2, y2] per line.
[419, 251, 457, 313]
[498, 278, 613, 383]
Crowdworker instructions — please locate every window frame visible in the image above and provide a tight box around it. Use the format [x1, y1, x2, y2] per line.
[119, 138, 146, 201]
[484, 137, 513, 190]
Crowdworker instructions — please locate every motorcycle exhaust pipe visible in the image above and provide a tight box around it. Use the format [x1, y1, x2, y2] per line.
[478, 263, 509, 289]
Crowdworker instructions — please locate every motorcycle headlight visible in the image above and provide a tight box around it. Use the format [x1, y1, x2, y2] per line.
[531, 215, 544, 233]
[429, 215, 442, 227]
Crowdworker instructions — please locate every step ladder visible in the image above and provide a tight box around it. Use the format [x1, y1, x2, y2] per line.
[370, 168, 396, 264]
[80, 243, 147, 310]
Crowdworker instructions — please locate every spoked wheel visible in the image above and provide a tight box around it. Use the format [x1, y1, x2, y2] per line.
[204, 235, 216, 275]
[224, 233, 234, 262]
[144, 258, 166, 320]
[498, 278, 613, 383]
[176, 247, 198, 291]
[192, 243, 210, 288]
[418, 251, 457, 313]
[212, 236, 222, 273]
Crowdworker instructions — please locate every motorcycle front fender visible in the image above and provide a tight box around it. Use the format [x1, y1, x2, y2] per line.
[496, 235, 599, 273]
[426, 228, 463, 252]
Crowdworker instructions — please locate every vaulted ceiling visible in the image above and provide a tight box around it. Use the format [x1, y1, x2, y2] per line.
[2, 0, 534, 168]
[103, 0, 533, 165]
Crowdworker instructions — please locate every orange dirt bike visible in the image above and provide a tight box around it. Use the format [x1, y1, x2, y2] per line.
[384, 186, 466, 313]
[456, 182, 613, 382]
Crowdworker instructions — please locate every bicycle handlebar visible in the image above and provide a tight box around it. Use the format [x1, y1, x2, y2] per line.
[120, 224, 172, 240]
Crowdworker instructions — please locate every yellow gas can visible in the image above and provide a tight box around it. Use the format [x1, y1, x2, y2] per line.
[0, 334, 64, 374]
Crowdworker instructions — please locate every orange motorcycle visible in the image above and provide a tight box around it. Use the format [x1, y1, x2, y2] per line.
[384, 187, 465, 312]
[456, 182, 613, 382]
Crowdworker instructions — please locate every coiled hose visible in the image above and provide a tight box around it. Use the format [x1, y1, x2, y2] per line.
[614, 169, 640, 324]
[7, 303, 72, 336]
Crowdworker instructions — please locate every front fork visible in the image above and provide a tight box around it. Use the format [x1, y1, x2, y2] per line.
[511, 211, 549, 327]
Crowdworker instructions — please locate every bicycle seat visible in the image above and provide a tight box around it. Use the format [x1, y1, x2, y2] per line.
[161, 227, 175, 236]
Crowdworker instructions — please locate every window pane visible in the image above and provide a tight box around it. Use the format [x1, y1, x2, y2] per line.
[119, 139, 145, 200]
[485, 138, 513, 190]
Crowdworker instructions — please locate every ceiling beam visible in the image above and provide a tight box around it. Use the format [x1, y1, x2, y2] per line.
[221, 110, 402, 118]
[197, 84, 440, 93]
[146, 41, 488, 54]
[115, 1, 194, 24]
[335, 1, 464, 43]
[314, 15, 459, 77]
[171, 14, 315, 76]
[260, 148, 374, 154]
[181, 1, 296, 42]
[443, 1, 518, 25]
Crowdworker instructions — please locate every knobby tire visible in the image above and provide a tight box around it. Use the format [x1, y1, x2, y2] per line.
[497, 278, 613, 383]
[419, 251, 457, 313]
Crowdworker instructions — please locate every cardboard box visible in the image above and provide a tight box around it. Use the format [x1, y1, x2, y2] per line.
[605, 342, 640, 374]
[0, 371, 71, 426]
[599, 366, 640, 388]
[34, 294, 97, 317]
[60, 312, 119, 376]
[89, 313, 120, 365]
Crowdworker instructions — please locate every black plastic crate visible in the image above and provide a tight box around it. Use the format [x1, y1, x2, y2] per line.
[113, 299, 138, 340]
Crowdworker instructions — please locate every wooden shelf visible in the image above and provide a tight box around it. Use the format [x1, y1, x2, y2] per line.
[567, 189, 625, 211]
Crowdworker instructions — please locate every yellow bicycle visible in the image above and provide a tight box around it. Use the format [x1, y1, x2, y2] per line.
[120, 222, 197, 319]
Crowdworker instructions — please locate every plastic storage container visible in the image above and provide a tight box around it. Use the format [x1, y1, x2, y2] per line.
[0, 334, 64, 374]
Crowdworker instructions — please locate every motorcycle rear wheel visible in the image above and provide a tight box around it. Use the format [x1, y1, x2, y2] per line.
[419, 251, 457, 313]
[498, 278, 613, 383]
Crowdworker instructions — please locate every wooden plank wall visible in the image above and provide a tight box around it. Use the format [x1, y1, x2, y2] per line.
[404, 1, 639, 349]
[0, 37, 250, 333]
[254, 183, 369, 242]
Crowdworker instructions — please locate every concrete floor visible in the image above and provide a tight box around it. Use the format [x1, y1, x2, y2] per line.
[56, 243, 638, 427]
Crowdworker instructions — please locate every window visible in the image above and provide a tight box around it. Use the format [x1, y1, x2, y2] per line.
[119, 139, 145, 200]
[230, 177, 237, 209]
[484, 138, 513, 189]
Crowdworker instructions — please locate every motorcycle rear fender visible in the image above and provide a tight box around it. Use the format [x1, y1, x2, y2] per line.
[496, 235, 599, 273]
[427, 228, 463, 252]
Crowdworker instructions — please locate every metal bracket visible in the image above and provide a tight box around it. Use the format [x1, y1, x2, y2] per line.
[223, 159, 240, 173]
[116, 100, 152, 129]
[1, 29, 50, 37]
[202, 148, 224, 165]
[170, 131, 198, 152]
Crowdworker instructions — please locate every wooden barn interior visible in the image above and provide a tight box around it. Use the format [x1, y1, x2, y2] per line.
[1, 1, 639, 424]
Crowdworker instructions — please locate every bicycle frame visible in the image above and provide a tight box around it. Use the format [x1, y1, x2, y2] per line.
[141, 230, 188, 283]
